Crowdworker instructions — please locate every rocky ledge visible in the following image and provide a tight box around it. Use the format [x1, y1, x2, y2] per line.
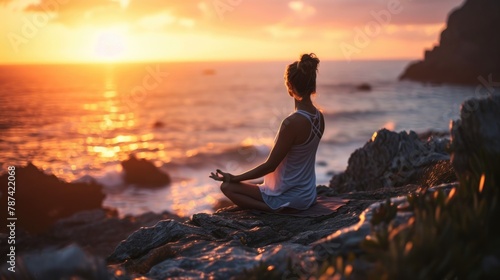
[108, 185, 427, 279]
[399, 0, 500, 85]
[0, 185, 418, 279]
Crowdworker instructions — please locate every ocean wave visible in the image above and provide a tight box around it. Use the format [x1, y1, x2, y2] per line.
[163, 143, 271, 170]
[322, 109, 386, 120]
[319, 82, 373, 93]
[321, 137, 361, 146]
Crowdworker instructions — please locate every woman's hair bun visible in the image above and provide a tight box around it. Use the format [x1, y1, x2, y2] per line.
[297, 53, 319, 74]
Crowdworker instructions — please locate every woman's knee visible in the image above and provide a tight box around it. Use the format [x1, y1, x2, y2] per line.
[220, 182, 232, 194]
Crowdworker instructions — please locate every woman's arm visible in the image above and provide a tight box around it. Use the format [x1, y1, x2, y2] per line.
[231, 116, 296, 182]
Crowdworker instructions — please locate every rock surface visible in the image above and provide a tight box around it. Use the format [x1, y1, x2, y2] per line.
[329, 129, 454, 193]
[0, 208, 182, 265]
[417, 129, 450, 141]
[399, 0, 500, 85]
[450, 95, 500, 177]
[105, 185, 418, 279]
[0, 163, 105, 233]
[0, 244, 110, 280]
[121, 155, 171, 187]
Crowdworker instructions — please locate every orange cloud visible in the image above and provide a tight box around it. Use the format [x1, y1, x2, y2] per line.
[0, 0, 465, 63]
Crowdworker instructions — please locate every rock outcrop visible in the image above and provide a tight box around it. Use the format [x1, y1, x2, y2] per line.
[121, 155, 171, 187]
[0, 163, 105, 233]
[450, 95, 500, 177]
[104, 185, 417, 279]
[329, 129, 454, 193]
[399, 0, 500, 85]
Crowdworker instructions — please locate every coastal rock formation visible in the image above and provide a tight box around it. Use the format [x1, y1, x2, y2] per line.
[121, 155, 171, 187]
[450, 95, 500, 177]
[0, 163, 105, 233]
[329, 129, 453, 193]
[104, 186, 417, 279]
[399, 0, 500, 85]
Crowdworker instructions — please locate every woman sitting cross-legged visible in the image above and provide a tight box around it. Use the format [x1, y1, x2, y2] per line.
[209, 53, 324, 212]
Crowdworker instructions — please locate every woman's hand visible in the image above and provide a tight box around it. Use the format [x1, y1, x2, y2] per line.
[209, 169, 234, 183]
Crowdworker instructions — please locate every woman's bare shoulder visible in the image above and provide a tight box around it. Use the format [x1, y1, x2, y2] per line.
[284, 112, 310, 126]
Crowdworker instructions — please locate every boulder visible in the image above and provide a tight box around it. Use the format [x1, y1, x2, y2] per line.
[121, 155, 171, 187]
[356, 83, 372, 91]
[329, 129, 453, 193]
[450, 95, 500, 177]
[0, 163, 105, 233]
[399, 0, 500, 85]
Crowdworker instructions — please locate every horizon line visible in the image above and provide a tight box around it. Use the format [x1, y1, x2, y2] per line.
[0, 57, 421, 66]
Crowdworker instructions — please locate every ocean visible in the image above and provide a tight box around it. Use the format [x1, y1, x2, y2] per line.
[0, 60, 479, 217]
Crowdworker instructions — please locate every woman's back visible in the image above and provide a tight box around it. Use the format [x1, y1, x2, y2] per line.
[259, 108, 323, 210]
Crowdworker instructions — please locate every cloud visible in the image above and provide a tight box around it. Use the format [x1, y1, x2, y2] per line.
[4, 0, 464, 40]
[19, 0, 203, 27]
[288, 1, 316, 19]
[385, 23, 446, 42]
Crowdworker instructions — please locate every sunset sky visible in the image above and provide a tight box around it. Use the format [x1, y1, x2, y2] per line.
[0, 0, 464, 64]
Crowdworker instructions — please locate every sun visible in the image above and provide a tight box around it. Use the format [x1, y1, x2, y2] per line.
[93, 27, 129, 62]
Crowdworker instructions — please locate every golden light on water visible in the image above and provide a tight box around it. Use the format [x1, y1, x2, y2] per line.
[140, 133, 155, 142]
[104, 90, 117, 98]
[108, 135, 137, 144]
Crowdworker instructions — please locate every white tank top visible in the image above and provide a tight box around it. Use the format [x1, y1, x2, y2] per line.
[259, 108, 323, 196]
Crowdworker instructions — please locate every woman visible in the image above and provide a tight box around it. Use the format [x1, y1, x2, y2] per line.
[209, 53, 324, 212]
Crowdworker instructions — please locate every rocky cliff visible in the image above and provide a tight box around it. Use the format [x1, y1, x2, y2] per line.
[400, 0, 500, 85]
